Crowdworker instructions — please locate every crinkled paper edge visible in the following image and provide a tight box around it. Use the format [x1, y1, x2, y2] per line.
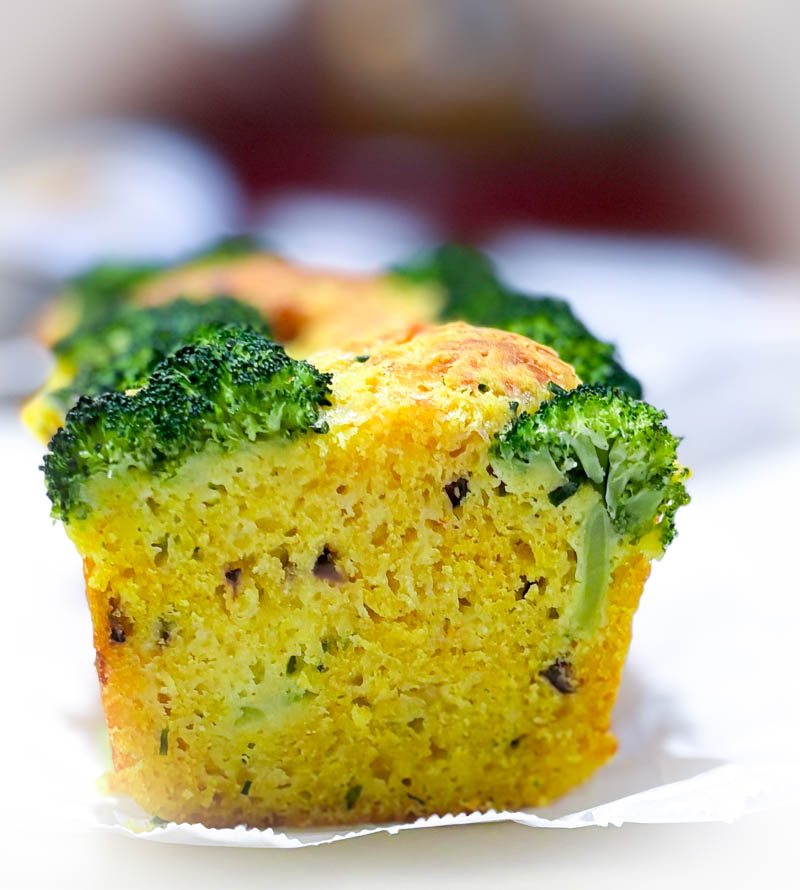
[93, 761, 797, 848]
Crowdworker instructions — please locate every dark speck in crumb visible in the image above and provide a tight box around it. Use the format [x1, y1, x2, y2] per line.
[225, 568, 243, 597]
[444, 477, 469, 508]
[540, 659, 576, 694]
[355, 355, 370, 363]
[345, 784, 362, 809]
[225, 567, 241, 586]
[157, 617, 172, 646]
[548, 607, 560, 620]
[109, 618, 126, 643]
[516, 576, 534, 600]
[314, 547, 343, 583]
[477, 383, 489, 393]
[108, 598, 132, 643]
[286, 655, 298, 674]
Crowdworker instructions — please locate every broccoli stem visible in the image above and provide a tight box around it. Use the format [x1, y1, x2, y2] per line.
[574, 501, 613, 632]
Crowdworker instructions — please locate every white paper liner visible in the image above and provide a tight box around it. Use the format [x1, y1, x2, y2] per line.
[94, 762, 796, 848]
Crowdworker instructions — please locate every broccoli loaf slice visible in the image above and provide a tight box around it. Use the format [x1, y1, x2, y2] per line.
[43, 321, 687, 828]
[24, 248, 440, 442]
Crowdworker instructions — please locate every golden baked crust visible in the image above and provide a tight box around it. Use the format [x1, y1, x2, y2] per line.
[332, 321, 577, 398]
[135, 253, 441, 356]
[35, 253, 441, 350]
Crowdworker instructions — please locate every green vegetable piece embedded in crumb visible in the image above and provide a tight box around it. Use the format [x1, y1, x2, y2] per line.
[52, 297, 272, 408]
[43, 324, 333, 521]
[236, 707, 265, 727]
[159, 728, 168, 755]
[393, 244, 642, 398]
[286, 655, 298, 675]
[241, 780, 252, 796]
[574, 501, 612, 632]
[345, 784, 362, 809]
[493, 384, 689, 547]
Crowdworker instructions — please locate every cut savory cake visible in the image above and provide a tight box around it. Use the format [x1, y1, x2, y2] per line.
[42, 320, 688, 827]
[25, 244, 640, 443]
[24, 247, 439, 443]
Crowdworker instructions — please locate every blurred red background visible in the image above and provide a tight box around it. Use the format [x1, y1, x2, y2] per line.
[7, 0, 794, 263]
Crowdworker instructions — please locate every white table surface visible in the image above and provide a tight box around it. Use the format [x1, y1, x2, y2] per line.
[2, 807, 791, 889]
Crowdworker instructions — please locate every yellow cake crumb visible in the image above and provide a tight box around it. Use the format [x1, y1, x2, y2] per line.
[61, 323, 663, 827]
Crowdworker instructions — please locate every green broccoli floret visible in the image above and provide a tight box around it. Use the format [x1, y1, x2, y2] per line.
[65, 262, 160, 327]
[43, 324, 332, 521]
[394, 244, 500, 321]
[52, 297, 271, 408]
[492, 384, 689, 547]
[500, 303, 641, 397]
[192, 234, 260, 262]
[393, 244, 642, 398]
[61, 237, 260, 329]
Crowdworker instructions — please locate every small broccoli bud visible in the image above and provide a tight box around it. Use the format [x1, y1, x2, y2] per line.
[43, 324, 332, 521]
[52, 297, 271, 407]
[393, 244, 642, 398]
[492, 384, 689, 548]
[191, 234, 260, 262]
